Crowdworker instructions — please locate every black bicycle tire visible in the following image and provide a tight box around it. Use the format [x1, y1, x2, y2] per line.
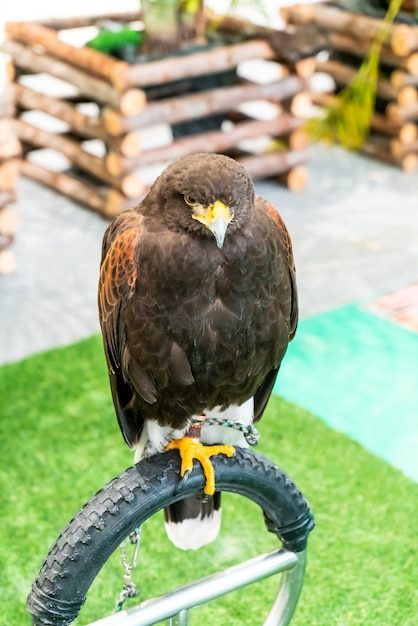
[27, 447, 314, 626]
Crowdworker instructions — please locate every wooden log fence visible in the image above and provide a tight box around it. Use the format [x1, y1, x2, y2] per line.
[105, 114, 304, 174]
[387, 100, 418, 123]
[12, 83, 110, 142]
[236, 149, 308, 182]
[111, 40, 279, 91]
[2, 40, 147, 117]
[326, 32, 418, 73]
[1, 11, 321, 217]
[19, 159, 144, 219]
[282, 2, 418, 171]
[281, 4, 396, 45]
[312, 91, 417, 143]
[362, 135, 417, 171]
[101, 75, 308, 135]
[35, 11, 141, 31]
[5, 21, 129, 85]
[316, 59, 418, 106]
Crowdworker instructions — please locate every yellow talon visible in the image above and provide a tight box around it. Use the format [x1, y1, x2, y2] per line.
[166, 436, 235, 495]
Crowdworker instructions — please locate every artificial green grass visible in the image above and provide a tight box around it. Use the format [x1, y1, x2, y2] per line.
[1, 335, 417, 625]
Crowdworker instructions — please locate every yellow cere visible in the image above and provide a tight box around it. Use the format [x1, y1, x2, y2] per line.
[191, 200, 234, 228]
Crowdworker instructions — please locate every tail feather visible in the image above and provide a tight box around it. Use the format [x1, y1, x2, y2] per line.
[164, 493, 221, 550]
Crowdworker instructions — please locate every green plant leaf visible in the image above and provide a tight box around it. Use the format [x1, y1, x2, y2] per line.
[307, 0, 402, 150]
[87, 27, 143, 54]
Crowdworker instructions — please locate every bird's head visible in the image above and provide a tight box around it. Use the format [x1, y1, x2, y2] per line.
[144, 153, 255, 248]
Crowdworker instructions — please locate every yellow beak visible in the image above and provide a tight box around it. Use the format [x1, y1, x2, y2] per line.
[192, 201, 234, 249]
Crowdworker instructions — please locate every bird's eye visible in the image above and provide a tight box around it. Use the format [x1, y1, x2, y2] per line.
[184, 194, 198, 206]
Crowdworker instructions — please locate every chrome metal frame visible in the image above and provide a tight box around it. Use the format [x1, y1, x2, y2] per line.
[87, 548, 307, 626]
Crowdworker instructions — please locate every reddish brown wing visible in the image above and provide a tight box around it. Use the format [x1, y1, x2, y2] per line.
[99, 211, 139, 369]
[252, 196, 298, 422]
[98, 209, 142, 446]
[263, 197, 298, 339]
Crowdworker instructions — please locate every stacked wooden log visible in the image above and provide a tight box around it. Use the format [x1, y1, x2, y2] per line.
[0, 61, 20, 274]
[0, 12, 319, 219]
[281, 2, 418, 171]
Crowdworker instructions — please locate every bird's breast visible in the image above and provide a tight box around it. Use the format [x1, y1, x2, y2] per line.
[133, 230, 284, 378]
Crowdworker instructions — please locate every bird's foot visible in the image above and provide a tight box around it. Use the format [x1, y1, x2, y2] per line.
[165, 436, 235, 495]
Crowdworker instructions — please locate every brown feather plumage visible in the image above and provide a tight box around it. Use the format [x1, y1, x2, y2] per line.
[98, 153, 298, 448]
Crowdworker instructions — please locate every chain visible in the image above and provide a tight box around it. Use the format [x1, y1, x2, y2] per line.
[191, 417, 260, 446]
[115, 527, 141, 612]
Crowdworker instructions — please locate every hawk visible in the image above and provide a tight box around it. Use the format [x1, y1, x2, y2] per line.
[98, 153, 298, 550]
